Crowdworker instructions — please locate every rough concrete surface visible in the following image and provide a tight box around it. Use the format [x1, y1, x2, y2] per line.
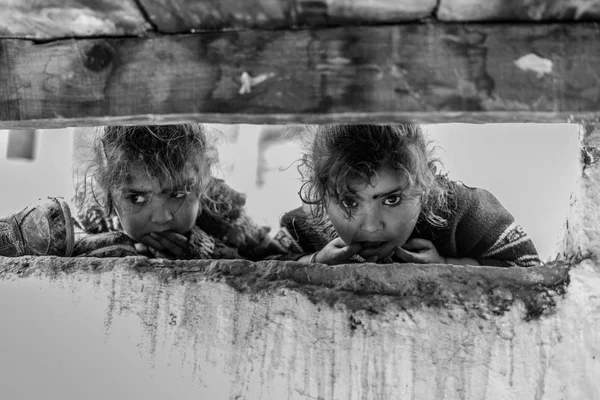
[0, 254, 596, 399]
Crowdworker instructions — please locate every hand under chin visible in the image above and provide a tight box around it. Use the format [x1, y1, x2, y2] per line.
[358, 244, 397, 260]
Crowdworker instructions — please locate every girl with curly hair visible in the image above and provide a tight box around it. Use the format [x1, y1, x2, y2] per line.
[272, 124, 541, 267]
[72, 124, 282, 260]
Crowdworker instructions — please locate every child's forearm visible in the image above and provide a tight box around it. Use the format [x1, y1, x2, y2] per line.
[444, 257, 480, 266]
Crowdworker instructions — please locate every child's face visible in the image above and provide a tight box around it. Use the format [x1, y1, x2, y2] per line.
[326, 168, 422, 260]
[112, 167, 201, 246]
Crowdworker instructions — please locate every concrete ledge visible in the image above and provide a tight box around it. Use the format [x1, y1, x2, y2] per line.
[0, 256, 595, 399]
[0, 256, 570, 320]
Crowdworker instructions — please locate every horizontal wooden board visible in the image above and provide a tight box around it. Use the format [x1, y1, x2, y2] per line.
[2, 23, 600, 127]
[3, 0, 600, 41]
[438, 0, 600, 21]
[0, 0, 152, 39]
[137, 0, 436, 32]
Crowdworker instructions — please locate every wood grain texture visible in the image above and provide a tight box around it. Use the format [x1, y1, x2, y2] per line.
[438, 0, 600, 21]
[2, 23, 600, 127]
[0, 0, 152, 39]
[137, 0, 436, 32]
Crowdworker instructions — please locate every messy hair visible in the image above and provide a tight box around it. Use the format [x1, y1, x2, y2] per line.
[299, 124, 450, 227]
[79, 124, 218, 216]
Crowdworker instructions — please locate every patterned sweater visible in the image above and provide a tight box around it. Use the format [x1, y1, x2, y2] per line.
[73, 177, 283, 261]
[271, 179, 542, 267]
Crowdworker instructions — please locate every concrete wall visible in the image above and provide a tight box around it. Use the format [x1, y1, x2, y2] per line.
[0, 125, 598, 399]
[0, 256, 594, 400]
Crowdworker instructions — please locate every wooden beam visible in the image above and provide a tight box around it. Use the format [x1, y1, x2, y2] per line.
[0, 0, 152, 39]
[438, 0, 600, 21]
[137, 0, 436, 33]
[2, 23, 600, 127]
[4, 0, 600, 40]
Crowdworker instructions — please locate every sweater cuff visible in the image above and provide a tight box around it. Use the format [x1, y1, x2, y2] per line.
[187, 226, 216, 259]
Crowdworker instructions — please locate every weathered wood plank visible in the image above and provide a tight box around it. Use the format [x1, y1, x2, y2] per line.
[0, 0, 152, 39]
[137, 0, 436, 32]
[2, 23, 600, 127]
[1, 112, 598, 129]
[4, 0, 600, 41]
[438, 0, 600, 21]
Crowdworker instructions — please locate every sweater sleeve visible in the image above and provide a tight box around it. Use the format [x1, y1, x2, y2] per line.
[451, 182, 541, 267]
[266, 207, 313, 261]
[268, 206, 341, 261]
[71, 176, 115, 234]
[186, 225, 242, 259]
[196, 178, 288, 261]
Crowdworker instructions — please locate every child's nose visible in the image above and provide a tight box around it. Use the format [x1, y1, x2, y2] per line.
[359, 208, 384, 234]
[150, 200, 174, 224]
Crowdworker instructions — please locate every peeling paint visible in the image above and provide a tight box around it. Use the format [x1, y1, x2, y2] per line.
[514, 53, 553, 78]
[239, 71, 276, 94]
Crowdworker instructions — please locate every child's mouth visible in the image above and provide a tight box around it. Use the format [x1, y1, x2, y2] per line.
[359, 241, 386, 250]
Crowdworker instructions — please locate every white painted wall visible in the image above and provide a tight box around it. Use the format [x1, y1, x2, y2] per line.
[0, 129, 74, 216]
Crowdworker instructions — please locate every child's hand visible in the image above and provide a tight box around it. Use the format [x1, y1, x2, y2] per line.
[315, 237, 363, 265]
[394, 238, 445, 264]
[143, 231, 191, 259]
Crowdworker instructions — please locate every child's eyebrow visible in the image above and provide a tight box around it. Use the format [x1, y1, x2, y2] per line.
[122, 188, 152, 195]
[172, 178, 198, 190]
[372, 187, 404, 199]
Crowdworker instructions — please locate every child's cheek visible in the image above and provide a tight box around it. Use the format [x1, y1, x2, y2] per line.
[177, 199, 201, 233]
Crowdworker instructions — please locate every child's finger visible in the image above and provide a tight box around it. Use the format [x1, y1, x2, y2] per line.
[156, 231, 189, 248]
[402, 238, 433, 251]
[151, 233, 188, 258]
[150, 232, 187, 258]
[135, 243, 153, 257]
[148, 246, 173, 259]
[330, 237, 349, 249]
[146, 234, 186, 258]
[143, 234, 166, 251]
[394, 246, 421, 263]
[339, 242, 363, 258]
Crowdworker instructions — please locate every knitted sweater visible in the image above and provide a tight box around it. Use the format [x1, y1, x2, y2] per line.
[72, 177, 282, 261]
[271, 179, 542, 268]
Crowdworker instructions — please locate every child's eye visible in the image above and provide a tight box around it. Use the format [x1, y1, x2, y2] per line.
[384, 195, 402, 206]
[340, 197, 359, 209]
[128, 194, 150, 205]
[172, 191, 189, 200]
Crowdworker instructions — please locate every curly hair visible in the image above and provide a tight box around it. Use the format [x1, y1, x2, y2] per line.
[77, 124, 219, 217]
[298, 124, 450, 227]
